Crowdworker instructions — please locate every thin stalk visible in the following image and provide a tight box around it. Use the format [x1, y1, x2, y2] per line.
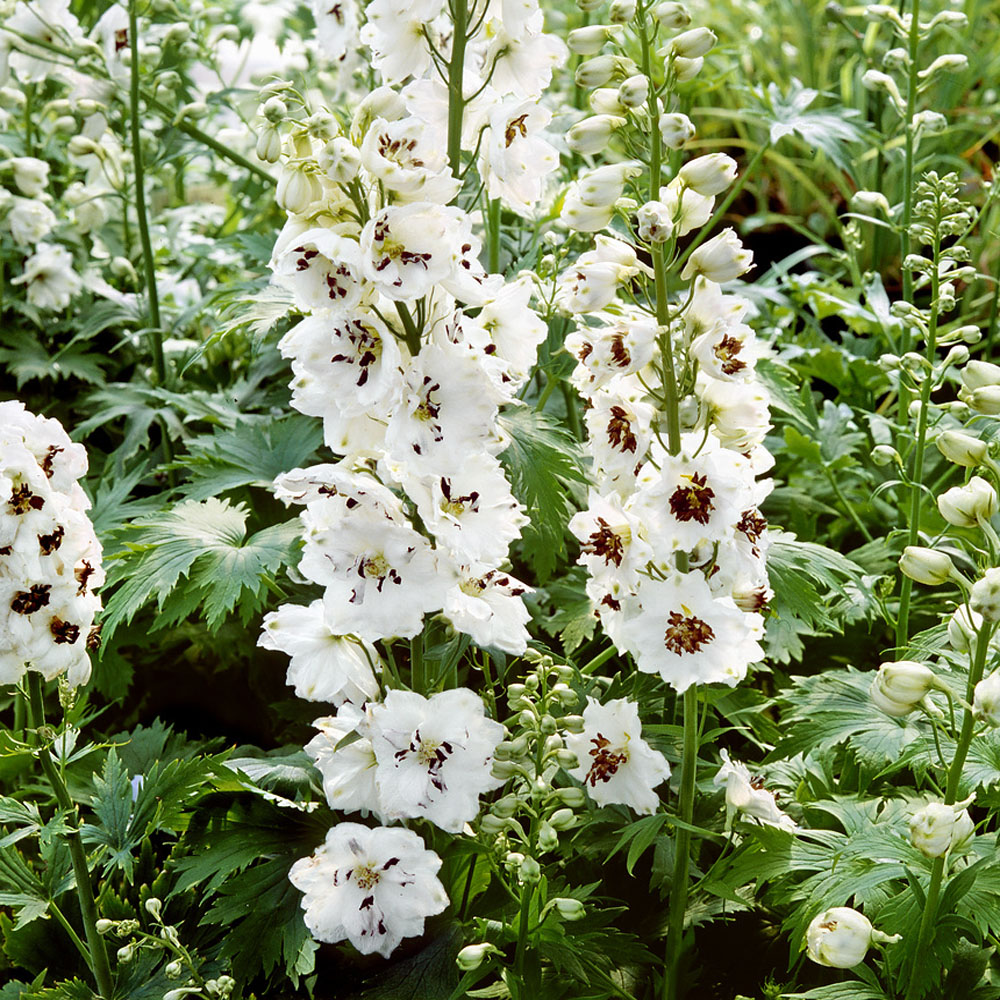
[27, 674, 113, 999]
[49, 899, 94, 967]
[446, 0, 470, 179]
[904, 620, 994, 999]
[895, 230, 940, 649]
[897, 0, 922, 418]
[128, 0, 165, 386]
[664, 686, 698, 1000]
[560, 382, 583, 441]
[488, 197, 501, 273]
[410, 636, 425, 694]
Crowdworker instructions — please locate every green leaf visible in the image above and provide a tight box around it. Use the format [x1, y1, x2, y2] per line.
[783, 984, 889, 1000]
[0, 845, 49, 928]
[101, 498, 301, 638]
[498, 408, 586, 583]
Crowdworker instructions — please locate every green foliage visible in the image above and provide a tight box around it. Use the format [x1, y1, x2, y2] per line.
[101, 498, 301, 638]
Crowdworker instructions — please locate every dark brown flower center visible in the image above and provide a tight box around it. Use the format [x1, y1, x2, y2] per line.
[714, 334, 746, 375]
[663, 609, 715, 654]
[607, 406, 637, 453]
[668, 472, 715, 524]
[582, 517, 625, 566]
[586, 733, 628, 785]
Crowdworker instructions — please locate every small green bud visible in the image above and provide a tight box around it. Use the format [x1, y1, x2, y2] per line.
[553, 897, 586, 920]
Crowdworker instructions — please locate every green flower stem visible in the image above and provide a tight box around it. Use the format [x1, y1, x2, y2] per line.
[488, 197, 501, 273]
[905, 620, 994, 1000]
[897, 0, 922, 418]
[447, 0, 469, 179]
[26, 674, 113, 1000]
[128, 0, 164, 387]
[410, 636, 425, 694]
[48, 899, 94, 968]
[895, 230, 940, 650]
[665, 685, 698, 1000]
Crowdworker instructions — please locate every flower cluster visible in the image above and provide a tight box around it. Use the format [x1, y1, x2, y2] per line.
[257, 0, 567, 960]
[0, 401, 103, 687]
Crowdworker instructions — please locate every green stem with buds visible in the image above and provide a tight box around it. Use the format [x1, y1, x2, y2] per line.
[128, 0, 164, 387]
[904, 620, 994, 999]
[895, 230, 940, 650]
[26, 674, 113, 999]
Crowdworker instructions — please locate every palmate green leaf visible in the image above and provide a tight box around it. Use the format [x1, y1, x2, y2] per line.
[498, 408, 587, 583]
[783, 984, 889, 1000]
[19, 981, 96, 1000]
[171, 823, 293, 896]
[174, 414, 323, 500]
[0, 329, 108, 387]
[101, 498, 301, 638]
[0, 844, 49, 928]
[769, 668, 923, 769]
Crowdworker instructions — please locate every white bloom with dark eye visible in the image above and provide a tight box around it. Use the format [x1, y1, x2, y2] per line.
[399, 456, 527, 565]
[568, 490, 653, 586]
[3, 0, 83, 83]
[565, 697, 671, 814]
[298, 499, 443, 641]
[312, 0, 360, 61]
[12, 243, 81, 311]
[367, 688, 505, 832]
[691, 320, 762, 382]
[555, 236, 646, 315]
[360, 116, 459, 204]
[279, 308, 404, 419]
[385, 342, 505, 474]
[566, 310, 658, 391]
[6, 197, 57, 247]
[259, 601, 382, 705]
[584, 383, 656, 492]
[482, 99, 558, 217]
[274, 463, 405, 520]
[270, 229, 368, 313]
[714, 749, 795, 830]
[441, 565, 532, 654]
[617, 571, 765, 692]
[304, 704, 384, 818]
[289, 823, 448, 957]
[360, 203, 456, 301]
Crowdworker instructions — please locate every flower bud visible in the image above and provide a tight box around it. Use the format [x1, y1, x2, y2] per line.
[870, 660, 937, 717]
[609, 0, 637, 23]
[805, 907, 899, 968]
[666, 26, 716, 58]
[678, 153, 738, 196]
[256, 126, 282, 163]
[851, 190, 891, 215]
[899, 546, 955, 586]
[96, 919, 114, 934]
[276, 165, 321, 215]
[556, 786, 587, 807]
[519, 856, 541, 883]
[971, 568, 1000, 621]
[577, 161, 642, 207]
[537, 821, 559, 851]
[590, 87, 626, 114]
[974, 670, 1000, 725]
[144, 897, 163, 919]
[871, 444, 899, 466]
[617, 74, 649, 107]
[553, 897, 586, 920]
[948, 604, 982, 653]
[9, 157, 49, 197]
[567, 115, 627, 155]
[117, 944, 134, 963]
[492, 794, 520, 818]
[659, 112, 695, 149]
[567, 25, 622, 55]
[652, 1, 690, 27]
[936, 429, 987, 467]
[575, 56, 620, 89]
[962, 385, 1000, 415]
[680, 228, 753, 282]
[457, 943, 496, 970]
[963, 360, 1000, 390]
[672, 56, 704, 81]
[549, 808, 577, 830]
[937, 476, 997, 528]
[909, 801, 975, 857]
[165, 960, 183, 979]
[261, 96, 287, 122]
[918, 53, 969, 80]
[637, 200, 674, 243]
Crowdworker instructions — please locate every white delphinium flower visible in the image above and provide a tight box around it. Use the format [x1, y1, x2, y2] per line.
[555, 236, 647, 314]
[680, 228, 754, 283]
[270, 228, 368, 313]
[367, 688, 505, 832]
[631, 433, 753, 553]
[658, 177, 714, 236]
[975, 669, 1000, 725]
[274, 463, 405, 520]
[479, 9, 566, 100]
[304, 704, 384, 818]
[258, 601, 382, 705]
[399, 456, 528, 565]
[564, 696, 671, 814]
[361, 0, 444, 85]
[361, 202, 460, 301]
[481, 99, 558, 216]
[289, 823, 448, 957]
[385, 342, 505, 473]
[8, 156, 49, 197]
[566, 310, 657, 391]
[568, 491, 653, 587]
[12, 243, 81, 310]
[713, 749, 795, 830]
[677, 153, 738, 197]
[0, 402, 103, 687]
[278, 308, 405, 423]
[698, 377, 772, 452]
[441, 566, 532, 654]
[908, 799, 975, 858]
[870, 660, 939, 717]
[584, 383, 656, 493]
[937, 475, 998, 528]
[691, 319, 763, 382]
[1, 0, 83, 83]
[312, 0, 361, 61]
[360, 116, 459, 204]
[6, 197, 57, 247]
[299, 499, 443, 641]
[617, 571, 765, 692]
